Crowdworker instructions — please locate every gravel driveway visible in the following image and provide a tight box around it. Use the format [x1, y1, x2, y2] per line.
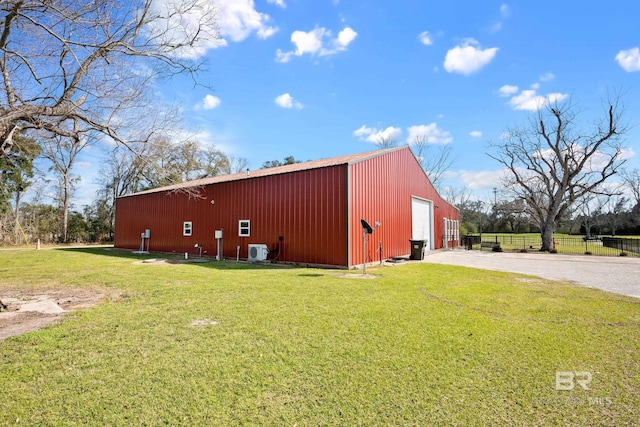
[423, 249, 640, 299]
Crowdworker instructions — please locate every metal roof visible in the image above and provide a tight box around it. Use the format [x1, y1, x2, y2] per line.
[119, 146, 407, 198]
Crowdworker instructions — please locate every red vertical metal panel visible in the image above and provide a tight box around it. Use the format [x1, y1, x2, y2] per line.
[115, 165, 348, 266]
[114, 147, 459, 268]
[347, 147, 459, 266]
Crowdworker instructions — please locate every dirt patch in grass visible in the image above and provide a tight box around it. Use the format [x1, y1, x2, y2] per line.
[132, 258, 209, 266]
[190, 318, 219, 327]
[513, 277, 545, 284]
[340, 273, 378, 279]
[0, 288, 119, 341]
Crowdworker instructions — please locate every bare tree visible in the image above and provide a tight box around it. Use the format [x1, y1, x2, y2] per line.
[603, 194, 628, 236]
[489, 97, 628, 251]
[575, 194, 605, 238]
[40, 135, 88, 242]
[410, 135, 456, 191]
[496, 198, 530, 233]
[261, 156, 302, 169]
[621, 168, 640, 225]
[137, 137, 182, 187]
[92, 145, 149, 238]
[223, 155, 250, 174]
[374, 135, 398, 149]
[621, 168, 640, 207]
[0, 0, 218, 159]
[201, 145, 232, 177]
[440, 185, 472, 209]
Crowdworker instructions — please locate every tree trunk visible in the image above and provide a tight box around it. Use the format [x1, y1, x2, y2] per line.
[13, 191, 21, 244]
[540, 221, 554, 251]
[62, 174, 70, 243]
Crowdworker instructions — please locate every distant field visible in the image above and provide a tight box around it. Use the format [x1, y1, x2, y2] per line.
[468, 233, 640, 257]
[1, 248, 638, 425]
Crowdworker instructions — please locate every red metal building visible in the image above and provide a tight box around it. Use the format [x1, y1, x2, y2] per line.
[114, 146, 460, 268]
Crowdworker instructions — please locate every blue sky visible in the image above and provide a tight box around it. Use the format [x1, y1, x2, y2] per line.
[74, 0, 640, 206]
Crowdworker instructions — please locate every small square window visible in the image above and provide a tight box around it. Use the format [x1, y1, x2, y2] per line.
[238, 220, 250, 237]
[183, 221, 192, 236]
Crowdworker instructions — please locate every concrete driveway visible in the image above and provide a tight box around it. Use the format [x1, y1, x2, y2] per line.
[423, 249, 640, 299]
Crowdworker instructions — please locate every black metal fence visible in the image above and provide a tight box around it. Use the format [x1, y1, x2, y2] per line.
[463, 235, 640, 258]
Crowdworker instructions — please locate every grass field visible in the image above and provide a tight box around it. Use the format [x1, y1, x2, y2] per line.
[470, 233, 640, 257]
[1, 248, 639, 425]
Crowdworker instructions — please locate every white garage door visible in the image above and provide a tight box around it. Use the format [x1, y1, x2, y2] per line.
[411, 197, 432, 250]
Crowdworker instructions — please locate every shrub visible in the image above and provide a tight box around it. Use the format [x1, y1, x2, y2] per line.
[620, 251, 628, 257]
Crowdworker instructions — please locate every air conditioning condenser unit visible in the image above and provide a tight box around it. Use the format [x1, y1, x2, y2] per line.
[248, 244, 269, 262]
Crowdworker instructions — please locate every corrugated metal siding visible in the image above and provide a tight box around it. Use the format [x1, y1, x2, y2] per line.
[348, 147, 459, 266]
[114, 147, 459, 268]
[115, 166, 348, 266]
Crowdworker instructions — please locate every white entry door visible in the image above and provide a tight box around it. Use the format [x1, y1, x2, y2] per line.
[411, 197, 432, 250]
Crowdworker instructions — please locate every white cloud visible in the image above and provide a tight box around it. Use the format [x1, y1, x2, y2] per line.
[500, 4, 509, 18]
[267, 0, 286, 8]
[292, 28, 325, 54]
[201, 94, 221, 110]
[216, 0, 278, 43]
[539, 72, 555, 82]
[490, 5, 509, 33]
[620, 147, 636, 161]
[443, 39, 498, 75]
[257, 26, 278, 39]
[353, 125, 402, 143]
[615, 47, 640, 72]
[275, 26, 357, 63]
[152, 0, 279, 59]
[509, 88, 568, 111]
[274, 93, 303, 109]
[418, 31, 433, 46]
[546, 92, 567, 104]
[587, 147, 635, 171]
[353, 125, 373, 138]
[337, 27, 358, 48]
[470, 130, 483, 138]
[499, 83, 569, 111]
[406, 124, 452, 145]
[455, 169, 508, 190]
[498, 85, 519, 97]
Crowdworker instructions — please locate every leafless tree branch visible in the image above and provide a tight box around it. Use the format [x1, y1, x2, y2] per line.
[0, 0, 218, 157]
[487, 95, 628, 250]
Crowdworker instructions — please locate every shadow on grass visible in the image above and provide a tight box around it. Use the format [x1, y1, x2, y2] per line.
[57, 247, 300, 271]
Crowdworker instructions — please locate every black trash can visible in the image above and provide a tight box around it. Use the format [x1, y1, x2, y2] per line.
[409, 239, 428, 260]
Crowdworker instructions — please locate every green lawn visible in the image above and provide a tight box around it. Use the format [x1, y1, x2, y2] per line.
[1, 248, 638, 426]
[473, 233, 640, 257]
